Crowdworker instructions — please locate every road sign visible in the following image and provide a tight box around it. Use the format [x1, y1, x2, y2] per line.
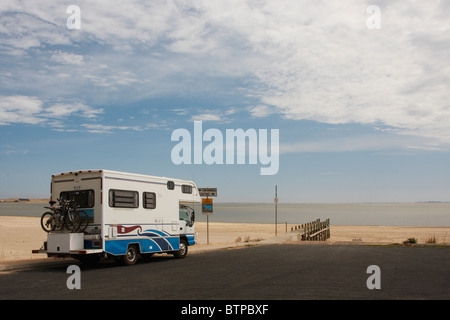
[198, 188, 217, 197]
[202, 198, 213, 215]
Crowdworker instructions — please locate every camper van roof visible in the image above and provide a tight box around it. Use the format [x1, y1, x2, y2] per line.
[52, 169, 196, 185]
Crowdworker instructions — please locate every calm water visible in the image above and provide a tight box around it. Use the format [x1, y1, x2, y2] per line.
[193, 203, 450, 226]
[1, 202, 449, 226]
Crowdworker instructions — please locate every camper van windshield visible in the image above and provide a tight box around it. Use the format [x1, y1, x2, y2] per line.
[179, 205, 195, 227]
[60, 190, 94, 208]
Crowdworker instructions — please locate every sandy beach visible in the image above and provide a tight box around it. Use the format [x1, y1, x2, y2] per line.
[194, 222, 450, 248]
[0, 216, 448, 262]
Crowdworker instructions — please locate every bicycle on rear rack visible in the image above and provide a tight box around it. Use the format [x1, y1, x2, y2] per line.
[40, 198, 88, 233]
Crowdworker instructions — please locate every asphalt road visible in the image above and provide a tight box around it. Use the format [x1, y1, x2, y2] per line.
[0, 244, 449, 300]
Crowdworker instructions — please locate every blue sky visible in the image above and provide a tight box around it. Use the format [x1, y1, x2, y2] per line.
[1, 0, 449, 203]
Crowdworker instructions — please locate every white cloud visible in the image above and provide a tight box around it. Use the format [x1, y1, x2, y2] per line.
[1, 0, 449, 146]
[44, 103, 103, 119]
[248, 105, 276, 118]
[211, 1, 450, 144]
[238, 1, 450, 143]
[0, 95, 102, 126]
[190, 113, 222, 122]
[0, 10, 74, 55]
[0, 95, 44, 125]
[189, 106, 240, 122]
[50, 51, 84, 65]
[173, 108, 188, 116]
[0, 96, 157, 134]
[83, 71, 139, 87]
[81, 123, 142, 134]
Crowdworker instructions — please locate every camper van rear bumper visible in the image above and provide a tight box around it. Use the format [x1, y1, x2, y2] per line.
[32, 249, 46, 254]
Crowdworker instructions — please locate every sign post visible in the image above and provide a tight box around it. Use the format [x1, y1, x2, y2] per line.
[274, 185, 278, 236]
[199, 188, 217, 245]
[202, 198, 213, 244]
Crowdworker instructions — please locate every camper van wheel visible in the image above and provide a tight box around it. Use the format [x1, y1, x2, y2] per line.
[174, 239, 188, 259]
[123, 245, 139, 265]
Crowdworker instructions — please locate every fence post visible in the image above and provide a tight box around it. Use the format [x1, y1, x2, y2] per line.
[294, 218, 331, 242]
[328, 218, 330, 239]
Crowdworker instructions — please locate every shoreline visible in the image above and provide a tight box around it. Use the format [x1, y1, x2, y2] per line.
[0, 216, 448, 263]
[0, 198, 49, 204]
[2, 202, 449, 227]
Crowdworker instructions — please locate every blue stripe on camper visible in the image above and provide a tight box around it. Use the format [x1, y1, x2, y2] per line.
[105, 228, 181, 255]
[105, 238, 180, 255]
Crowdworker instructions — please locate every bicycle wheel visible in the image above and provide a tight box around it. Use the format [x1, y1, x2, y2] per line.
[64, 210, 82, 232]
[54, 214, 65, 231]
[76, 210, 89, 232]
[40, 212, 56, 233]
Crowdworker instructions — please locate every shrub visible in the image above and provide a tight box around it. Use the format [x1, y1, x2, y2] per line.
[403, 237, 417, 245]
[426, 235, 436, 244]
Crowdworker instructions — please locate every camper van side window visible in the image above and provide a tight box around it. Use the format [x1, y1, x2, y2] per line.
[109, 189, 139, 208]
[167, 181, 175, 190]
[143, 192, 156, 209]
[181, 184, 192, 194]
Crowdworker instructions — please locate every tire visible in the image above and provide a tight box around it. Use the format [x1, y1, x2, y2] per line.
[122, 245, 139, 266]
[173, 239, 188, 259]
[40, 212, 55, 233]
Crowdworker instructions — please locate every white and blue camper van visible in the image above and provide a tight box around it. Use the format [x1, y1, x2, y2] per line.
[33, 170, 200, 265]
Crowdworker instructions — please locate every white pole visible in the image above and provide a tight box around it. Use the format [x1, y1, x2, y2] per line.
[275, 185, 278, 236]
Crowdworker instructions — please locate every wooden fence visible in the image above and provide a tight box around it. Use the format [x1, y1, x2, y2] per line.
[291, 218, 330, 241]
